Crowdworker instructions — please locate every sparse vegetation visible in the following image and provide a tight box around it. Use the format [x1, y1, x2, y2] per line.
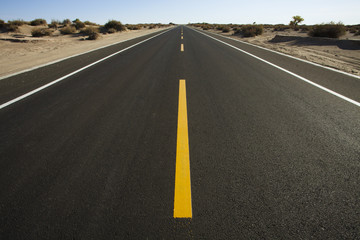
[8, 19, 28, 26]
[30, 18, 47, 26]
[48, 20, 60, 29]
[31, 28, 52, 37]
[104, 20, 125, 32]
[309, 22, 346, 38]
[60, 25, 77, 35]
[273, 24, 290, 31]
[84, 21, 98, 26]
[126, 24, 142, 30]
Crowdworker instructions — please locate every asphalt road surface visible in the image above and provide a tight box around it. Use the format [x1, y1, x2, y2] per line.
[1, 26, 360, 239]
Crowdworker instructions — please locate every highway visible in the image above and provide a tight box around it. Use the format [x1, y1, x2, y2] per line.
[0, 26, 360, 239]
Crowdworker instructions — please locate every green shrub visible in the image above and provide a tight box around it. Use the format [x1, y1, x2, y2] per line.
[31, 28, 52, 37]
[104, 20, 125, 32]
[60, 25, 77, 34]
[73, 19, 85, 30]
[8, 19, 28, 26]
[0, 19, 5, 28]
[309, 22, 346, 38]
[240, 25, 263, 37]
[30, 18, 47, 26]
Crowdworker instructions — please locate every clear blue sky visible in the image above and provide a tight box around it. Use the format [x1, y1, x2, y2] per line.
[1, 0, 359, 25]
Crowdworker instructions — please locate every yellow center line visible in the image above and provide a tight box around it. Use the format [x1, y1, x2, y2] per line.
[181, 44, 184, 52]
[181, 36, 183, 39]
[174, 80, 192, 218]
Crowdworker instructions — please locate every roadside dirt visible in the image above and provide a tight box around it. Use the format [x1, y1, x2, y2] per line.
[0, 25, 172, 78]
[201, 28, 360, 76]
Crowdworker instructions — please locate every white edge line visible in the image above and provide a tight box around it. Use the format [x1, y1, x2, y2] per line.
[0, 27, 175, 81]
[189, 27, 360, 80]
[191, 28, 360, 108]
[0, 28, 174, 110]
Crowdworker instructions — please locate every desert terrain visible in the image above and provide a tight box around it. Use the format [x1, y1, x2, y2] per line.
[0, 24, 172, 78]
[196, 26, 360, 76]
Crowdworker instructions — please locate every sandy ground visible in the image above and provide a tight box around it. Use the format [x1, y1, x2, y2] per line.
[0, 25, 173, 78]
[200, 27, 360, 76]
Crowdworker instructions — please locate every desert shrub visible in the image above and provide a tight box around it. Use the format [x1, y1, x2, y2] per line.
[48, 20, 60, 29]
[104, 20, 125, 32]
[0, 19, 5, 28]
[6, 24, 19, 32]
[8, 19, 28, 26]
[87, 32, 100, 40]
[107, 28, 116, 34]
[30, 18, 47, 26]
[216, 26, 223, 31]
[80, 26, 98, 35]
[126, 24, 141, 30]
[222, 26, 230, 33]
[354, 30, 360, 36]
[73, 19, 85, 30]
[60, 25, 76, 34]
[31, 28, 52, 37]
[273, 24, 290, 31]
[84, 21, 97, 26]
[309, 22, 346, 38]
[240, 25, 263, 37]
[62, 19, 72, 25]
[299, 25, 312, 32]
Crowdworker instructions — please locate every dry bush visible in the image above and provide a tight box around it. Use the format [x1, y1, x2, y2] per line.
[31, 28, 52, 37]
[104, 20, 125, 32]
[222, 26, 231, 32]
[239, 25, 263, 37]
[107, 28, 116, 34]
[84, 21, 98, 26]
[31, 19, 47, 26]
[8, 19, 28, 26]
[126, 24, 142, 30]
[273, 24, 290, 31]
[309, 22, 346, 38]
[48, 20, 60, 29]
[73, 19, 85, 30]
[62, 19, 72, 25]
[6, 24, 19, 32]
[60, 25, 77, 34]
[0, 19, 5, 28]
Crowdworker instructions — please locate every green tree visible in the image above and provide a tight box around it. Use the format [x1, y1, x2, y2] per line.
[290, 15, 304, 28]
